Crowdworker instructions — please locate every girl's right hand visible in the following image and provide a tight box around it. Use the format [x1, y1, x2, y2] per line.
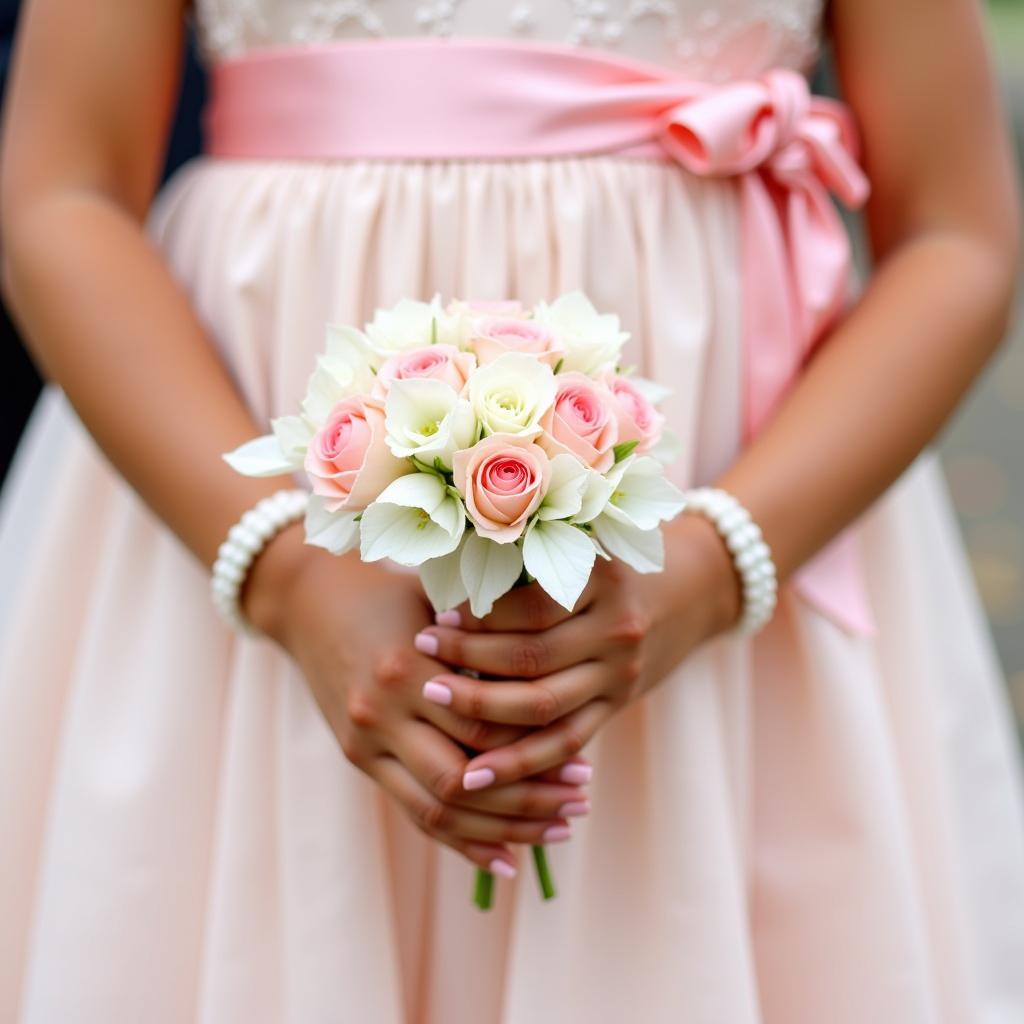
[241, 524, 592, 876]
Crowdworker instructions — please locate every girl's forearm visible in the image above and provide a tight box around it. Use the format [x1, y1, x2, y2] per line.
[714, 226, 1017, 587]
[1, 188, 290, 569]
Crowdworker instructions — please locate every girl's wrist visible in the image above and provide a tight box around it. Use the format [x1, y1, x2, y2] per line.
[238, 521, 312, 644]
[663, 512, 744, 640]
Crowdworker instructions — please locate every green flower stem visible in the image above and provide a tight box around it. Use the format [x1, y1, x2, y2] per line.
[473, 866, 495, 910]
[532, 844, 557, 900]
[470, 575, 556, 910]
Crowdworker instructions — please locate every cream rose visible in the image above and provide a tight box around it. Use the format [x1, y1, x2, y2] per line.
[538, 372, 619, 472]
[453, 433, 552, 543]
[304, 396, 409, 513]
[467, 351, 556, 437]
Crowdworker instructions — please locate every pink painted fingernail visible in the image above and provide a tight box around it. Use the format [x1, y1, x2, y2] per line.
[489, 858, 517, 879]
[559, 763, 593, 785]
[542, 824, 572, 843]
[414, 632, 439, 656]
[435, 609, 461, 627]
[422, 681, 453, 706]
[463, 767, 496, 791]
[557, 800, 591, 818]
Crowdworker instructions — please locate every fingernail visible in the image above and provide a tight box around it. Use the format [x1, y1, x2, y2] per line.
[489, 858, 517, 880]
[559, 763, 593, 785]
[435, 609, 461, 627]
[414, 632, 439, 657]
[557, 800, 591, 818]
[422, 681, 453, 706]
[542, 824, 572, 843]
[463, 767, 496, 791]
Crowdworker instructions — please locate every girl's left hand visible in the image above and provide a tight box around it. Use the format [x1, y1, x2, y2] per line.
[413, 514, 742, 792]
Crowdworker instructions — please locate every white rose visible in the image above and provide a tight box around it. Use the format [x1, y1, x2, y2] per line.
[467, 351, 557, 437]
[533, 290, 630, 375]
[384, 378, 478, 469]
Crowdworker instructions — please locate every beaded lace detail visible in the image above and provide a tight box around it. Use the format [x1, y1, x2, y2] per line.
[195, 0, 825, 80]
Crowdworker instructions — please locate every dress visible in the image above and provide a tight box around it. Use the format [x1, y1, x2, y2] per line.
[2, 2, 1024, 1021]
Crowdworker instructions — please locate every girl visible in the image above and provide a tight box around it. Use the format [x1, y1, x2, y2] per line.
[1, 1, 1022, 1021]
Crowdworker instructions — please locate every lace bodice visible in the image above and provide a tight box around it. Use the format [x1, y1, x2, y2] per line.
[194, 1, 826, 81]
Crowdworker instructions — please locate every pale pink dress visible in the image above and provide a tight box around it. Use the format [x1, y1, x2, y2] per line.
[2, 1, 1024, 1021]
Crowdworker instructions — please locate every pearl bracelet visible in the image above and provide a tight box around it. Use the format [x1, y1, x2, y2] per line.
[210, 488, 309, 634]
[679, 487, 778, 634]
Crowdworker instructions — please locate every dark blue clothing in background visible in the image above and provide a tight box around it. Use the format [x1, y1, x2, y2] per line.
[0, 3, 207, 485]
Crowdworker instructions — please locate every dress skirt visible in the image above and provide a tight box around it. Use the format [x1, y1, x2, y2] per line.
[2, 153, 1024, 1023]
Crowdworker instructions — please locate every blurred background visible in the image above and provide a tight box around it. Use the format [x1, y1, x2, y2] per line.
[940, 0, 1024, 741]
[0, 1, 1022, 742]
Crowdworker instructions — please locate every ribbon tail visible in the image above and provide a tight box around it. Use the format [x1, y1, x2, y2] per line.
[740, 175, 876, 637]
[791, 528, 876, 635]
[740, 172, 802, 441]
[785, 180, 854, 348]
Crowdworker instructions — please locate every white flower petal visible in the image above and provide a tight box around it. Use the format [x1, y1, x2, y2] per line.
[325, 322, 374, 363]
[365, 297, 441, 354]
[270, 416, 314, 464]
[459, 533, 524, 618]
[533, 291, 630, 375]
[223, 435, 296, 477]
[591, 514, 664, 573]
[359, 500, 463, 566]
[538, 454, 588, 521]
[300, 360, 352, 425]
[375, 471, 448, 513]
[303, 496, 360, 556]
[429, 489, 466, 538]
[607, 457, 686, 530]
[420, 541, 470, 614]
[522, 519, 596, 612]
[384, 379, 473, 467]
[573, 468, 616, 525]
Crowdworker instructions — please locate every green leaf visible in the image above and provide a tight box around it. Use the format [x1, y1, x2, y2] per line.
[431, 316, 438, 345]
[411, 455, 446, 479]
[612, 439, 640, 464]
[552, 357, 564, 374]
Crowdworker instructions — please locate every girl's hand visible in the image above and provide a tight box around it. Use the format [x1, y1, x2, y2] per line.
[415, 515, 741, 790]
[242, 525, 594, 875]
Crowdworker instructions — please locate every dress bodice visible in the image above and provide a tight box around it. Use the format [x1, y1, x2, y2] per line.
[193, 0, 826, 81]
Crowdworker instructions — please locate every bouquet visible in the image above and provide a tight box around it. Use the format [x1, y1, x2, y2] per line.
[225, 291, 686, 907]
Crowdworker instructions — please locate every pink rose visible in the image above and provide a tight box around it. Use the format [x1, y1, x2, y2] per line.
[538, 372, 619, 472]
[606, 375, 664, 454]
[468, 316, 564, 368]
[372, 344, 476, 398]
[453, 434, 552, 543]
[304, 397, 409, 512]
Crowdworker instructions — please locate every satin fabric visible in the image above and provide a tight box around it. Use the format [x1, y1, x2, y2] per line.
[2, 147, 1024, 1024]
[205, 37, 873, 633]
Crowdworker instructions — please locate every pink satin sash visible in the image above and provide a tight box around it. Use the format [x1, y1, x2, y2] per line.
[204, 37, 875, 635]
